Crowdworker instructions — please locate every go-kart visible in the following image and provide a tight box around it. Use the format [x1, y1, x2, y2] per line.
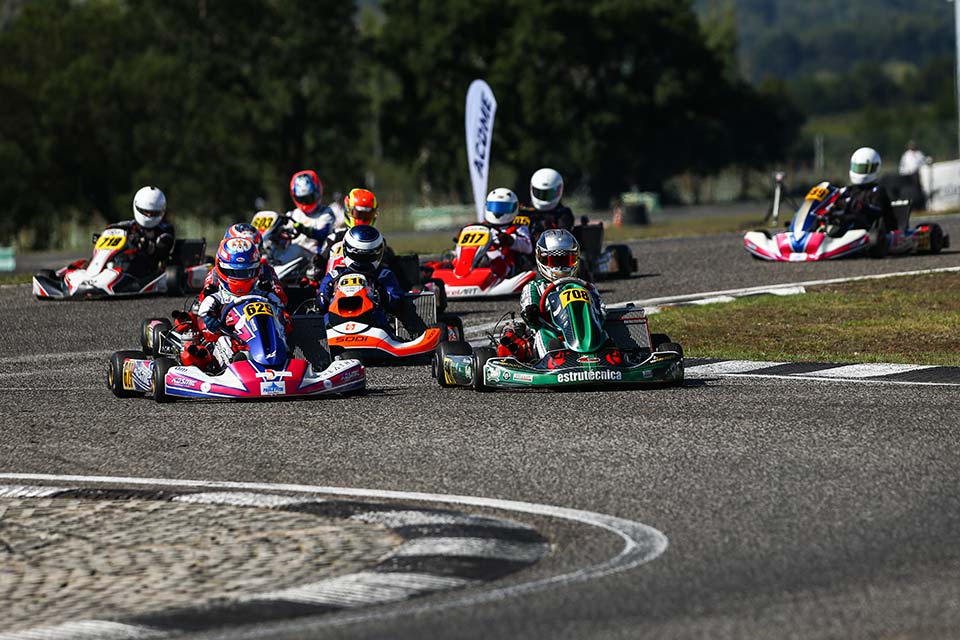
[108, 293, 364, 402]
[570, 220, 637, 280]
[250, 209, 325, 308]
[743, 182, 949, 261]
[322, 270, 464, 364]
[422, 223, 537, 298]
[433, 277, 683, 391]
[33, 227, 210, 299]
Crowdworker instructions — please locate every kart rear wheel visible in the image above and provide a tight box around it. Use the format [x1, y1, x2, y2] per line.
[434, 341, 472, 387]
[656, 342, 684, 358]
[152, 356, 177, 403]
[108, 350, 148, 398]
[650, 333, 672, 350]
[472, 347, 497, 392]
[611, 244, 635, 277]
[868, 221, 889, 258]
[428, 278, 448, 314]
[165, 264, 185, 296]
[928, 223, 945, 254]
[140, 318, 170, 354]
[437, 315, 464, 343]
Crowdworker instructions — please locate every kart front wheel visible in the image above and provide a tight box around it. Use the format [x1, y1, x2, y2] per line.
[928, 223, 945, 254]
[472, 347, 497, 392]
[140, 318, 170, 354]
[108, 350, 148, 398]
[434, 341, 472, 387]
[152, 356, 177, 403]
[437, 315, 464, 343]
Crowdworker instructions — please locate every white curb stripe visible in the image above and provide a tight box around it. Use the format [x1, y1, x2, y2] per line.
[802, 363, 937, 378]
[394, 537, 549, 563]
[0, 620, 162, 640]
[686, 361, 787, 375]
[0, 485, 68, 498]
[256, 572, 474, 607]
[351, 509, 527, 530]
[172, 491, 313, 508]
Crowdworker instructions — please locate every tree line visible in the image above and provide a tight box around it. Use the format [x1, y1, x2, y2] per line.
[0, 0, 803, 246]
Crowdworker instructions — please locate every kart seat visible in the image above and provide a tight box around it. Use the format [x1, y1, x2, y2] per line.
[171, 238, 207, 266]
[891, 199, 911, 232]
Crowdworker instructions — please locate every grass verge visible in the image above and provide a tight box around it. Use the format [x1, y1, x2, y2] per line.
[651, 272, 960, 366]
[0, 273, 33, 285]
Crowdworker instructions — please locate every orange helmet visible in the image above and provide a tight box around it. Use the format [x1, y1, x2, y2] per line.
[343, 188, 378, 228]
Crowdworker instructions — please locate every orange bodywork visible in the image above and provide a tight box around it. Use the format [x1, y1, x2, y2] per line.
[329, 287, 376, 318]
[328, 327, 442, 356]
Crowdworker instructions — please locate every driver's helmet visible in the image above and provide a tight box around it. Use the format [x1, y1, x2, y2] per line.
[530, 168, 563, 211]
[215, 237, 261, 296]
[535, 228, 579, 281]
[343, 225, 385, 273]
[133, 186, 167, 229]
[849, 147, 881, 185]
[223, 223, 262, 248]
[344, 188, 378, 228]
[484, 188, 519, 226]
[289, 170, 323, 215]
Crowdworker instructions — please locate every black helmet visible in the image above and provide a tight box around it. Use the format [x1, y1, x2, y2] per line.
[343, 225, 385, 272]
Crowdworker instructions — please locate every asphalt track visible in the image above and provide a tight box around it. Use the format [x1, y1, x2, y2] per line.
[4, 216, 960, 638]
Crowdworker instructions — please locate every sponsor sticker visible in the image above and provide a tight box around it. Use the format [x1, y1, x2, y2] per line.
[513, 372, 534, 382]
[255, 370, 293, 381]
[132, 361, 153, 391]
[578, 355, 600, 364]
[200, 382, 212, 393]
[260, 381, 286, 396]
[169, 376, 197, 387]
[559, 287, 590, 307]
[556, 369, 622, 383]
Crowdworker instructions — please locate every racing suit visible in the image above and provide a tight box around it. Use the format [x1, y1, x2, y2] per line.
[521, 201, 575, 237]
[197, 283, 287, 369]
[832, 183, 898, 233]
[516, 276, 606, 359]
[486, 221, 533, 278]
[316, 264, 409, 331]
[105, 220, 175, 278]
[275, 205, 337, 265]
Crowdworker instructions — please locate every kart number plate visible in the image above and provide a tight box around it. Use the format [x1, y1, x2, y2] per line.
[95, 232, 126, 251]
[559, 287, 590, 307]
[243, 301, 274, 319]
[251, 213, 277, 232]
[458, 230, 490, 247]
[512, 215, 531, 227]
[805, 186, 829, 201]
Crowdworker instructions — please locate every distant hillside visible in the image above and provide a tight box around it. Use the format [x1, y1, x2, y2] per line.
[696, 0, 954, 82]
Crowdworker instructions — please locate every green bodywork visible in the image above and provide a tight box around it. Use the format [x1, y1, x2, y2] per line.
[482, 350, 683, 388]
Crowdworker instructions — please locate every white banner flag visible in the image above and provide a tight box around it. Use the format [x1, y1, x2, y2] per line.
[465, 79, 497, 222]
[921, 160, 960, 211]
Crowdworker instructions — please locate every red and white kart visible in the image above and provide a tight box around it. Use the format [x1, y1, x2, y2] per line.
[422, 223, 536, 298]
[743, 182, 949, 261]
[324, 271, 464, 364]
[33, 227, 209, 299]
[109, 294, 364, 402]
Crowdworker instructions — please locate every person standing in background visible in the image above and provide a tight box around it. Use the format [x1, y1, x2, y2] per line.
[898, 141, 931, 210]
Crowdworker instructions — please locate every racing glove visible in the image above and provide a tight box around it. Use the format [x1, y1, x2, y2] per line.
[202, 315, 223, 333]
[520, 304, 542, 329]
[497, 231, 515, 247]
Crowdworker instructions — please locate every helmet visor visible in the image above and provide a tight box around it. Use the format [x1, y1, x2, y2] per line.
[541, 253, 578, 268]
[850, 160, 879, 175]
[219, 265, 259, 280]
[135, 205, 164, 218]
[293, 191, 319, 206]
[350, 207, 376, 224]
[486, 200, 516, 215]
[532, 186, 560, 202]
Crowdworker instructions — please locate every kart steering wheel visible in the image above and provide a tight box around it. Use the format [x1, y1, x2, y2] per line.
[538, 277, 590, 317]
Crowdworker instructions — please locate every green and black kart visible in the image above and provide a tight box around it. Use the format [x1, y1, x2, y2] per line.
[432, 277, 683, 391]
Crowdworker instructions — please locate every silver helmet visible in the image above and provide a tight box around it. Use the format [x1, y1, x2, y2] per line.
[535, 229, 580, 281]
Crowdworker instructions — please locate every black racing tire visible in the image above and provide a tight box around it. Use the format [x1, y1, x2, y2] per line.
[434, 341, 472, 387]
[139, 317, 169, 353]
[152, 356, 177, 403]
[149, 320, 173, 357]
[928, 223, 945, 254]
[611, 244, 634, 277]
[868, 221, 889, 258]
[650, 333, 672, 350]
[108, 350, 148, 398]
[428, 278, 448, 314]
[165, 264, 185, 296]
[656, 342, 684, 358]
[472, 347, 497, 392]
[437, 315, 464, 343]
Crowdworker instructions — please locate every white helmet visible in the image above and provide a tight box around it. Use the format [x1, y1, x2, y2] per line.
[133, 186, 167, 229]
[530, 168, 563, 210]
[849, 147, 881, 185]
[535, 229, 580, 281]
[484, 188, 519, 226]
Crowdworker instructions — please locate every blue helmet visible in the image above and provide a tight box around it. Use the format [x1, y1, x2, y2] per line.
[343, 225, 385, 272]
[224, 223, 262, 246]
[215, 237, 261, 295]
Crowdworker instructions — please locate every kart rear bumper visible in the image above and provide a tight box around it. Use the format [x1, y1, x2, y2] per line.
[742, 230, 871, 261]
